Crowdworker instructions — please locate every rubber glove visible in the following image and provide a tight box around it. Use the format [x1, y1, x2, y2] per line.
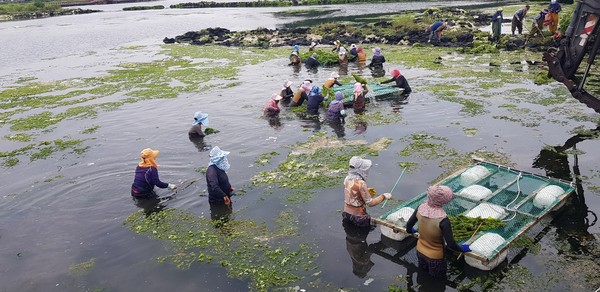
[224, 196, 231, 206]
[461, 244, 471, 252]
[382, 193, 392, 199]
[168, 183, 177, 190]
[407, 227, 417, 234]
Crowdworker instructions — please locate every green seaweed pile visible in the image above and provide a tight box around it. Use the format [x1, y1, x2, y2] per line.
[448, 214, 506, 241]
[204, 127, 220, 135]
[124, 208, 318, 291]
[299, 50, 339, 66]
[251, 134, 392, 196]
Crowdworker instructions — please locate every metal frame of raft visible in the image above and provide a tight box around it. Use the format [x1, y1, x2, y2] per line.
[373, 158, 576, 265]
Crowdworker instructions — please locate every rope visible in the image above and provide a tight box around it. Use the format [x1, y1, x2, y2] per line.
[382, 166, 407, 209]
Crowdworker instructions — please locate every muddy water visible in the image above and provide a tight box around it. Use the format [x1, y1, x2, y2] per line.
[1, 3, 600, 292]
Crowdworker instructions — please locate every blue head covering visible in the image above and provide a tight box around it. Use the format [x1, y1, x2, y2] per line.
[192, 111, 209, 126]
[293, 45, 300, 52]
[309, 85, 322, 96]
[208, 146, 230, 171]
[372, 47, 382, 57]
[335, 91, 344, 101]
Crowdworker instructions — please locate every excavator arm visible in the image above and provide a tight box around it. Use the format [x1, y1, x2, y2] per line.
[543, 0, 600, 113]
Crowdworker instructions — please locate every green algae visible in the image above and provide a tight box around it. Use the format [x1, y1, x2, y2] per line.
[255, 151, 279, 166]
[81, 125, 100, 134]
[251, 135, 393, 196]
[399, 133, 456, 160]
[69, 258, 96, 273]
[346, 110, 401, 127]
[124, 208, 318, 291]
[273, 8, 338, 18]
[43, 175, 64, 182]
[463, 127, 478, 137]
[4, 133, 32, 142]
[30, 139, 88, 161]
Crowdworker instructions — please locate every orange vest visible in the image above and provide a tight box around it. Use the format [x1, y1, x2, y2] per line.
[416, 212, 445, 259]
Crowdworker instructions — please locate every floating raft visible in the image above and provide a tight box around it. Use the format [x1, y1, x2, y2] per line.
[373, 159, 575, 270]
[330, 83, 404, 106]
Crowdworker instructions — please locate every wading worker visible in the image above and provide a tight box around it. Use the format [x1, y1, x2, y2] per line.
[280, 80, 294, 103]
[405, 185, 471, 279]
[352, 82, 368, 114]
[290, 81, 311, 107]
[306, 85, 324, 115]
[324, 72, 342, 88]
[206, 146, 234, 207]
[511, 5, 530, 35]
[368, 47, 385, 69]
[381, 68, 412, 96]
[264, 93, 283, 118]
[343, 156, 392, 228]
[131, 148, 176, 198]
[189, 111, 209, 137]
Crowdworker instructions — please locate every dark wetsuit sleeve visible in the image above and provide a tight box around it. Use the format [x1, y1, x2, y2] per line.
[406, 207, 419, 231]
[439, 218, 464, 251]
[147, 166, 169, 189]
[381, 77, 395, 84]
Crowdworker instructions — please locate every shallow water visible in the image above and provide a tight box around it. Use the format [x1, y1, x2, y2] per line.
[1, 2, 600, 292]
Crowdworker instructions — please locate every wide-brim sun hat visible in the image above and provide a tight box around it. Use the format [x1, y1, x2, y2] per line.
[331, 72, 340, 78]
[140, 148, 159, 159]
[284, 80, 293, 88]
[349, 156, 372, 171]
[210, 146, 230, 159]
[272, 93, 283, 101]
[193, 111, 209, 125]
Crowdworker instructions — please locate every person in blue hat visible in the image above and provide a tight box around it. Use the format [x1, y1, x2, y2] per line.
[189, 111, 209, 137]
[206, 146, 234, 207]
[306, 85, 325, 115]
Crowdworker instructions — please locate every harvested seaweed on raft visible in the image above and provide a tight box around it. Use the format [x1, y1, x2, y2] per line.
[448, 214, 505, 241]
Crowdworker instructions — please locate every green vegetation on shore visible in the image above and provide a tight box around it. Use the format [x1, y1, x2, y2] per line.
[123, 5, 164, 11]
[0, 1, 61, 15]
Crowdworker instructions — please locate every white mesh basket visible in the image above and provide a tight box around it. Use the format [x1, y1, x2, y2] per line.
[465, 232, 507, 270]
[532, 185, 564, 209]
[459, 185, 493, 201]
[460, 165, 490, 186]
[465, 202, 506, 219]
[380, 207, 414, 241]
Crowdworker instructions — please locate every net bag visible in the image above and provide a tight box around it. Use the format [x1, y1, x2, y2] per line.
[460, 165, 490, 186]
[465, 232, 508, 270]
[381, 207, 414, 241]
[458, 185, 493, 201]
[465, 202, 507, 219]
[532, 185, 564, 209]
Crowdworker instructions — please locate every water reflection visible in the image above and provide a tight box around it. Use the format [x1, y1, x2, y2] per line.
[327, 119, 345, 138]
[533, 126, 599, 252]
[354, 119, 367, 135]
[132, 196, 166, 216]
[189, 135, 211, 152]
[267, 116, 283, 130]
[370, 66, 386, 78]
[342, 217, 374, 278]
[300, 116, 321, 132]
[210, 203, 233, 228]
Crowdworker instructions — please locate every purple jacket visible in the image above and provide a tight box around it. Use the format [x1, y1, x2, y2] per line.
[131, 166, 168, 195]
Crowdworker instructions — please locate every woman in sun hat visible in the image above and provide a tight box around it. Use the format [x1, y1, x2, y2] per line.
[131, 148, 177, 198]
[327, 91, 346, 123]
[352, 82, 368, 114]
[324, 72, 342, 88]
[368, 47, 385, 68]
[264, 93, 283, 117]
[291, 81, 311, 107]
[306, 85, 324, 115]
[405, 185, 471, 278]
[279, 80, 294, 105]
[189, 111, 209, 137]
[206, 146, 234, 207]
[343, 156, 392, 228]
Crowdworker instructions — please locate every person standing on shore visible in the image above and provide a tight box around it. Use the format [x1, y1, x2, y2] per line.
[491, 8, 504, 42]
[511, 5, 530, 35]
[547, 0, 562, 34]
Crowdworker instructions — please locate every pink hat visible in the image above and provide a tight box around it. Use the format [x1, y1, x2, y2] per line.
[353, 82, 363, 93]
[390, 69, 401, 78]
[418, 186, 454, 218]
[271, 93, 283, 101]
